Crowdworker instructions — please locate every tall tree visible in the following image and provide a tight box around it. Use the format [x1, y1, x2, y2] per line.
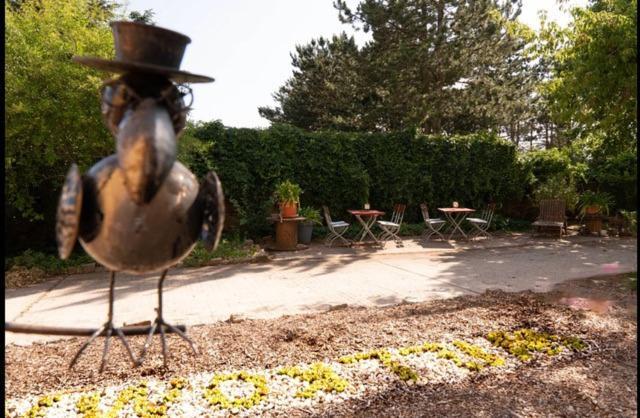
[541, 0, 637, 152]
[259, 33, 368, 131]
[261, 0, 539, 139]
[128, 9, 155, 24]
[338, 0, 539, 136]
[5, 0, 118, 251]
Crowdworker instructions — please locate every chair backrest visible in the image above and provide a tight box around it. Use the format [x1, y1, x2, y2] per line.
[537, 199, 566, 223]
[322, 205, 333, 226]
[481, 203, 497, 224]
[420, 203, 432, 222]
[390, 204, 406, 225]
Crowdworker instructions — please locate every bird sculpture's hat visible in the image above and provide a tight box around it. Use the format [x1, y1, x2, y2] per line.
[73, 21, 214, 83]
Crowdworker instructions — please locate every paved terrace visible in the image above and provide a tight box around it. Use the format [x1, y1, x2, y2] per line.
[5, 234, 636, 346]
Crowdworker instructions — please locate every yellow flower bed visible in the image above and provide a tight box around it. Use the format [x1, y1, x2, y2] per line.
[452, 340, 506, 370]
[339, 349, 419, 381]
[397, 340, 505, 371]
[22, 395, 60, 418]
[14, 329, 587, 416]
[486, 328, 586, 362]
[277, 362, 348, 398]
[75, 378, 188, 418]
[202, 371, 269, 410]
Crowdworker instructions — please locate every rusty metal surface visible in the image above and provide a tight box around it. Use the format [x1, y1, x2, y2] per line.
[72, 21, 214, 83]
[78, 156, 201, 274]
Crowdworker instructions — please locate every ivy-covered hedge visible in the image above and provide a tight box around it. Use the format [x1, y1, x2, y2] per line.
[180, 122, 525, 237]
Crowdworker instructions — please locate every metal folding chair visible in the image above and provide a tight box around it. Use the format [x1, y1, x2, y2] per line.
[376, 204, 406, 242]
[322, 206, 350, 246]
[466, 203, 496, 239]
[420, 203, 446, 240]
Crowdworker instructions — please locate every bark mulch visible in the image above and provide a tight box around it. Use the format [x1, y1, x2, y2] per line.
[4, 273, 637, 417]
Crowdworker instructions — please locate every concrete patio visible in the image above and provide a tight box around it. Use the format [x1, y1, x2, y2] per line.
[5, 234, 636, 346]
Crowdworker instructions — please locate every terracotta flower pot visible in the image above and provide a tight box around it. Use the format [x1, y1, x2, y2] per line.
[585, 205, 600, 215]
[280, 201, 298, 218]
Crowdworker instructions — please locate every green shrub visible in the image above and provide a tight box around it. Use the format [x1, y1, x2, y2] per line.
[490, 215, 531, 232]
[520, 149, 572, 189]
[588, 150, 637, 211]
[398, 223, 425, 236]
[180, 239, 259, 268]
[5, 249, 92, 275]
[532, 174, 580, 212]
[180, 124, 524, 239]
[298, 207, 322, 225]
[620, 210, 637, 236]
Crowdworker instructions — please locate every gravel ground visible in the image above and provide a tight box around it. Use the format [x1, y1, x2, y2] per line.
[4, 274, 636, 417]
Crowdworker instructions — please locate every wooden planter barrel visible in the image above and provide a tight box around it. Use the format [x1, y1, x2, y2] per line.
[266, 215, 307, 251]
[584, 214, 603, 235]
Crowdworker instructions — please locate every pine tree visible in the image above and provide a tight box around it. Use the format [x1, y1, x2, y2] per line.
[259, 33, 368, 131]
[261, 0, 540, 140]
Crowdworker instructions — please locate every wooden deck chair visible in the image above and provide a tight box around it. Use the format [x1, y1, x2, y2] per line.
[420, 203, 446, 240]
[377, 204, 406, 242]
[322, 206, 350, 246]
[467, 203, 496, 239]
[532, 199, 567, 237]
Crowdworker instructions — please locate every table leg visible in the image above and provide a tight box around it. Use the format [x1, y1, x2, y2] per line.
[356, 215, 379, 243]
[446, 213, 468, 240]
[365, 216, 379, 242]
[356, 215, 367, 242]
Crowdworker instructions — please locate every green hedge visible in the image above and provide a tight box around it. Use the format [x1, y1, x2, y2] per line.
[8, 119, 633, 254]
[518, 146, 637, 212]
[180, 122, 524, 237]
[587, 150, 637, 211]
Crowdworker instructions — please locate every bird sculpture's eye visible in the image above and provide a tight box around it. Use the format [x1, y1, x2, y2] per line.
[177, 84, 194, 109]
[160, 84, 192, 136]
[100, 79, 142, 136]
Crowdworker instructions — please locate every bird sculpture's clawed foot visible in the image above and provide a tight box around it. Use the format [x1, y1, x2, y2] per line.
[69, 321, 137, 372]
[136, 313, 199, 368]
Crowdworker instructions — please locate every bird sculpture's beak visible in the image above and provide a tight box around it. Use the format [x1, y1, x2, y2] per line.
[117, 98, 177, 205]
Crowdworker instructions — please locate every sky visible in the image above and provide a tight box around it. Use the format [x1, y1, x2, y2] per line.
[123, 0, 588, 129]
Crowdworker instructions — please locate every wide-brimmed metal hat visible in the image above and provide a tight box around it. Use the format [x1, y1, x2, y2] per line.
[73, 21, 214, 83]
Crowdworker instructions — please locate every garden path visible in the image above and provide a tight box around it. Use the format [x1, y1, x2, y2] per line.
[5, 235, 636, 346]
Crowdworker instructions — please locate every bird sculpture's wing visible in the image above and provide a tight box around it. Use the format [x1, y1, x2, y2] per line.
[200, 171, 225, 251]
[56, 164, 83, 259]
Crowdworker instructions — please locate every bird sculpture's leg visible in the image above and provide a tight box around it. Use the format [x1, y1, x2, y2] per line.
[137, 270, 198, 367]
[69, 271, 137, 372]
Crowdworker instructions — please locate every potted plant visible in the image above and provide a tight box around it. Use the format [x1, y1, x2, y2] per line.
[274, 180, 302, 218]
[578, 191, 614, 235]
[578, 191, 614, 217]
[297, 207, 322, 244]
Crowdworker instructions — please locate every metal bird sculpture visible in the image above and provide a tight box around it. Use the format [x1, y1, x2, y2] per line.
[55, 22, 224, 371]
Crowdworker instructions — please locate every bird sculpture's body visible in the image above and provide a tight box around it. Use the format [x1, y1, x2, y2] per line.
[78, 155, 201, 274]
[55, 22, 223, 371]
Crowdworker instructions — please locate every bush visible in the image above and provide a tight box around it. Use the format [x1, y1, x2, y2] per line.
[490, 215, 531, 232]
[532, 174, 580, 212]
[180, 124, 524, 239]
[620, 211, 637, 236]
[520, 149, 572, 190]
[5, 249, 93, 275]
[180, 240, 259, 268]
[588, 151, 637, 211]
